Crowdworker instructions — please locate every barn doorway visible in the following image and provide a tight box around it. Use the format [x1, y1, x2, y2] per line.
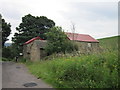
[40, 48, 46, 59]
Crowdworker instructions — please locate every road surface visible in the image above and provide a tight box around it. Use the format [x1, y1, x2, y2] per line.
[2, 61, 52, 88]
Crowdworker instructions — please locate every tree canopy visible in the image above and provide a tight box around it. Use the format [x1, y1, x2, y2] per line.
[12, 14, 55, 45]
[2, 17, 11, 47]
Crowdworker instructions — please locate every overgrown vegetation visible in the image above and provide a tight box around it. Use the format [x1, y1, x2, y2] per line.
[2, 57, 12, 61]
[45, 26, 78, 55]
[25, 36, 119, 88]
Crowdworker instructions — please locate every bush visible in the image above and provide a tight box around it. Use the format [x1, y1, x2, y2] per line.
[2, 47, 12, 59]
[2, 57, 11, 61]
[16, 57, 27, 63]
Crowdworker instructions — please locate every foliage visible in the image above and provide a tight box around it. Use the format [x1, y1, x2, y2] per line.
[45, 26, 78, 55]
[2, 43, 20, 59]
[2, 57, 12, 61]
[26, 51, 118, 88]
[12, 14, 55, 54]
[2, 17, 11, 47]
[12, 14, 55, 45]
[17, 58, 27, 63]
[2, 47, 12, 59]
[1, 16, 12, 60]
[25, 35, 119, 88]
[2, 57, 9, 61]
[9, 44, 21, 58]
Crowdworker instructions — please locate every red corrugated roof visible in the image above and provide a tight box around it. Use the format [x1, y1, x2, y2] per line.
[24, 33, 99, 45]
[66, 32, 99, 42]
[24, 37, 43, 45]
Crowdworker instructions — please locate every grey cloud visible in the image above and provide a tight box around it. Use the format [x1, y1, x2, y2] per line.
[61, 2, 117, 22]
[0, 1, 23, 20]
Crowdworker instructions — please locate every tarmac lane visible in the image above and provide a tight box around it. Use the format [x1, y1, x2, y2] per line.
[2, 61, 52, 88]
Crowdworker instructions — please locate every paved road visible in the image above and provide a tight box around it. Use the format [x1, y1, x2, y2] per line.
[2, 61, 52, 88]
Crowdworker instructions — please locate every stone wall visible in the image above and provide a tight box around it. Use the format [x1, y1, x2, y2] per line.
[75, 41, 100, 54]
[23, 40, 47, 61]
[23, 40, 101, 61]
[30, 41, 40, 61]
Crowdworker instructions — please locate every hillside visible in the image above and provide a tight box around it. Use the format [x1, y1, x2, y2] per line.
[98, 36, 119, 51]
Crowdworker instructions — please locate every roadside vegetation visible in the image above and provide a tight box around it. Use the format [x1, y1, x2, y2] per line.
[25, 36, 119, 88]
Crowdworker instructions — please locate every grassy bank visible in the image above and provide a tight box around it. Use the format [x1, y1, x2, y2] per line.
[98, 36, 119, 51]
[25, 36, 119, 88]
[26, 51, 118, 88]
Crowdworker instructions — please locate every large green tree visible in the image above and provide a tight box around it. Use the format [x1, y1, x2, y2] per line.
[45, 26, 78, 55]
[2, 17, 11, 47]
[12, 14, 55, 56]
[12, 14, 55, 46]
[1, 15, 12, 59]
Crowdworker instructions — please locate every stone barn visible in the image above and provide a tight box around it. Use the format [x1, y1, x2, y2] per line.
[23, 33, 100, 61]
[66, 32, 100, 54]
[23, 37, 47, 61]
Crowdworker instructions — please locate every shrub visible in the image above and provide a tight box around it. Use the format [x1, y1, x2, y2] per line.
[17, 58, 27, 63]
[2, 47, 12, 59]
[45, 26, 78, 55]
[2, 57, 11, 61]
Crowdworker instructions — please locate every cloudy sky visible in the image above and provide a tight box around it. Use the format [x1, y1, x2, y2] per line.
[0, 0, 118, 43]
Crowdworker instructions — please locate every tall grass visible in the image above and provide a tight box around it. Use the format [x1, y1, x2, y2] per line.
[26, 51, 118, 88]
[25, 36, 119, 88]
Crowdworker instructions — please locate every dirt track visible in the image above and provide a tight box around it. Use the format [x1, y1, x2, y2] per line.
[2, 61, 52, 88]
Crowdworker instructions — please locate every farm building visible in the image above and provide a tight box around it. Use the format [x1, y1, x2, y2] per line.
[23, 33, 100, 61]
[66, 32, 100, 54]
[23, 37, 47, 61]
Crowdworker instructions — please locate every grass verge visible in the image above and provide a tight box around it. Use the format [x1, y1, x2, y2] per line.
[25, 51, 118, 88]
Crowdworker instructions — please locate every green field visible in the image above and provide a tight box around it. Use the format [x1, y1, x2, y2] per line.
[98, 36, 119, 52]
[25, 36, 119, 88]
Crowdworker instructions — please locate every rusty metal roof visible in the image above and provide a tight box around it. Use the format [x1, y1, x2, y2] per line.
[24, 37, 43, 45]
[66, 32, 99, 42]
[24, 32, 99, 45]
